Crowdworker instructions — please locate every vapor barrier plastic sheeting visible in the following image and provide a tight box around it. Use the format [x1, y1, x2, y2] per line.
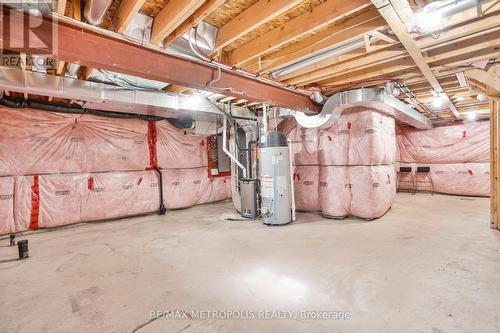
[7, 170, 231, 234]
[280, 107, 396, 166]
[156, 121, 208, 169]
[280, 108, 397, 219]
[397, 163, 490, 197]
[161, 168, 230, 209]
[293, 165, 320, 212]
[320, 165, 396, 220]
[319, 107, 396, 166]
[397, 121, 489, 164]
[0, 106, 150, 175]
[0, 177, 15, 234]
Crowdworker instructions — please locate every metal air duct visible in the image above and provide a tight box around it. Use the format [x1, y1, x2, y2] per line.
[83, 0, 114, 26]
[0, 66, 222, 120]
[290, 88, 432, 129]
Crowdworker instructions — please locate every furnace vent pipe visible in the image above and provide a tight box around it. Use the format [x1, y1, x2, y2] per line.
[223, 116, 247, 178]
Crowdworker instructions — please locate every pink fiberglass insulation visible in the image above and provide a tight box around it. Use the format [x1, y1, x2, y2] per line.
[6, 170, 231, 234]
[319, 107, 396, 166]
[162, 168, 231, 210]
[397, 163, 490, 196]
[80, 171, 161, 222]
[13, 176, 34, 233]
[204, 177, 232, 203]
[280, 122, 320, 165]
[0, 106, 150, 176]
[156, 120, 208, 169]
[38, 173, 86, 228]
[293, 165, 320, 211]
[279, 109, 397, 219]
[0, 177, 15, 234]
[319, 165, 396, 220]
[23, 171, 159, 229]
[162, 168, 210, 209]
[397, 121, 489, 164]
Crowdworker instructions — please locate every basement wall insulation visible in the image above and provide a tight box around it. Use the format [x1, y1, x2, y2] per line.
[0, 106, 230, 235]
[396, 121, 490, 197]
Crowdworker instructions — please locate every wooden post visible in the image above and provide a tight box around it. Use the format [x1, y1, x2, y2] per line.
[491, 98, 500, 230]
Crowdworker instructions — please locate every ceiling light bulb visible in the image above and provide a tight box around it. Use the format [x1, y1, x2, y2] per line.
[408, 1, 444, 34]
[431, 92, 447, 108]
[456, 96, 465, 102]
[477, 93, 487, 101]
[432, 96, 444, 108]
[467, 112, 477, 120]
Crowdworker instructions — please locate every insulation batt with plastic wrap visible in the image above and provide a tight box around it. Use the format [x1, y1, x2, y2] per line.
[0, 106, 231, 235]
[279, 107, 397, 220]
[396, 121, 490, 196]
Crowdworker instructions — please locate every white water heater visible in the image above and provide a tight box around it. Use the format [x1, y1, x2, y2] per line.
[258, 132, 292, 225]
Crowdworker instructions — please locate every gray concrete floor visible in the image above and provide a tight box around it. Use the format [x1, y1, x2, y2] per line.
[0, 193, 499, 333]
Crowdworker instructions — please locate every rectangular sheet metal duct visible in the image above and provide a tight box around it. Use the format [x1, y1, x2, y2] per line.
[0, 66, 223, 120]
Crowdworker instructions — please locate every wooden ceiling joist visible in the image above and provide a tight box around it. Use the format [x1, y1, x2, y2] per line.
[467, 67, 500, 96]
[226, 0, 371, 66]
[164, 0, 225, 47]
[72, 0, 81, 21]
[372, 0, 460, 118]
[151, 0, 206, 45]
[285, 47, 405, 85]
[55, 0, 67, 78]
[112, 0, 146, 34]
[316, 57, 416, 87]
[165, 84, 191, 93]
[282, 8, 500, 85]
[214, 0, 303, 52]
[56, 0, 66, 16]
[255, 9, 387, 74]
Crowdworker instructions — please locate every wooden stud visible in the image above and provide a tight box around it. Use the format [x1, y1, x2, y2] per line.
[490, 98, 499, 230]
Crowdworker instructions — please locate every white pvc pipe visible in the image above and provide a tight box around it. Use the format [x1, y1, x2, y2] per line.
[288, 139, 296, 222]
[223, 116, 247, 178]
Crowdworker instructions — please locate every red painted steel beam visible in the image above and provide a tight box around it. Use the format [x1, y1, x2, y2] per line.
[0, 6, 319, 111]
